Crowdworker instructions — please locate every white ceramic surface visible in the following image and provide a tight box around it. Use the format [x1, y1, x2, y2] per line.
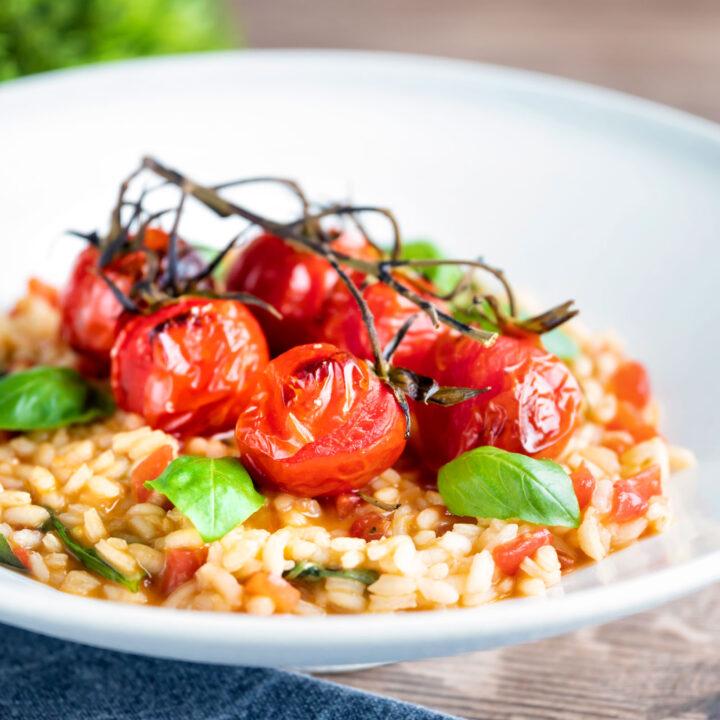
[0, 50, 719, 668]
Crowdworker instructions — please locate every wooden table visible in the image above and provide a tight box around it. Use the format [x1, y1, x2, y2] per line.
[235, 2, 720, 715]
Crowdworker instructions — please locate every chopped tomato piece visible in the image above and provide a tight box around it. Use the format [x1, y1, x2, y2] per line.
[607, 401, 658, 444]
[335, 492, 363, 519]
[13, 546, 31, 570]
[610, 360, 651, 408]
[492, 528, 553, 575]
[350, 513, 391, 541]
[244, 571, 301, 613]
[28, 278, 59, 307]
[159, 548, 207, 596]
[602, 432, 635, 457]
[610, 465, 662, 522]
[556, 551, 576, 572]
[131, 445, 174, 503]
[571, 463, 596, 510]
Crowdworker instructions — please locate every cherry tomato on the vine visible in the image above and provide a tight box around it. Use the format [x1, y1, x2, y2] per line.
[235, 343, 407, 497]
[226, 232, 378, 355]
[317, 274, 448, 372]
[413, 333, 582, 469]
[111, 298, 269, 438]
[61, 229, 205, 377]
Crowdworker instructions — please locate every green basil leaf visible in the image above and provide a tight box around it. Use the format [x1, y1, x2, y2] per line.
[438, 446, 580, 528]
[283, 561, 379, 586]
[0, 534, 27, 571]
[401, 240, 463, 296]
[0, 367, 115, 431]
[145, 456, 265, 542]
[46, 514, 145, 592]
[541, 328, 579, 360]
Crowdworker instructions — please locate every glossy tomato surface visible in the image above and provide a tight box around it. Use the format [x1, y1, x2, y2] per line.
[317, 274, 448, 371]
[111, 298, 269, 437]
[226, 232, 377, 355]
[414, 333, 582, 469]
[235, 343, 407, 496]
[60, 230, 206, 376]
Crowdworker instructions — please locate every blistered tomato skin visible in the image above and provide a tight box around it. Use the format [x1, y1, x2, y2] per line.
[414, 334, 582, 470]
[226, 232, 377, 355]
[111, 298, 269, 438]
[60, 230, 206, 377]
[235, 343, 407, 497]
[318, 275, 448, 372]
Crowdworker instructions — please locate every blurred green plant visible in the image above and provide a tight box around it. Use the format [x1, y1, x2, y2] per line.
[0, 0, 235, 81]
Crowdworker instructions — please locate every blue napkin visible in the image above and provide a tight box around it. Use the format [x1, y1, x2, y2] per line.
[0, 623, 461, 720]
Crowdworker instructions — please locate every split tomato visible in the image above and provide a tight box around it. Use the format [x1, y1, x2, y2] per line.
[226, 232, 378, 355]
[111, 298, 269, 438]
[60, 229, 205, 376]
[413, 333, 582, 469]
[235, 343, 407, 496]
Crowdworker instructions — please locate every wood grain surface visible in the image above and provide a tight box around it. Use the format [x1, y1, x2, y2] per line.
[234, 2, 720, 717]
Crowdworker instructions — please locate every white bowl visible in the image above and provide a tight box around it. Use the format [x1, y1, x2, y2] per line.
[0, 50, 719, 668]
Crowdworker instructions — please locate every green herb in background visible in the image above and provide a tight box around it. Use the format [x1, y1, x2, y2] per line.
[0, 0, 235, 82]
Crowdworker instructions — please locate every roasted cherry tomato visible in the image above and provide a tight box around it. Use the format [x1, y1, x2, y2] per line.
[414, 333, 582, 469]
[610, 464, 662, 522]
[111, 298, 269, 438]
[235, 343, 407, 497]
[492, 528, 553, 575]
[317, 274, 448, 371]
[610, 360, 651, 408]
[61, 229, 205, 377]
[226, 232, 378, 355]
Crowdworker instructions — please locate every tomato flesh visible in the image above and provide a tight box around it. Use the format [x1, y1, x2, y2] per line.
[226, 232, 377, 355]
[159, 548, 207, 596]
[244, 571, 301, 613]
[111, 298, 269, 438]
[350, 513, 391, 541]
[335, 492, 363, 519]
[610, 465, 662, 522]
[571, 463, 596, 510]
[607, 401, 658, 444]
[493, 528, 553, 575]
[610, 360, 651, 408]
[235, 343, 407, 496]
[414, 334, 582, 469]
[131, 445, 174, 503]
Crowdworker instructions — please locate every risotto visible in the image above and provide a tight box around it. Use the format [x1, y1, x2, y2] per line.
[0, 159, 695, 616]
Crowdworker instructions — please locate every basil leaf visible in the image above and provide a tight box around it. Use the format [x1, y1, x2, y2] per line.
[283, 561, 379, 586]
[438, 446, 580, 528]
[541, 328, 579, 360]
[46, 515, 145, 592]
[145, 456, 265, 542]
[401, 240, 463, 296]
[0, 534, 27, 571]
[0, 367, 115, 430]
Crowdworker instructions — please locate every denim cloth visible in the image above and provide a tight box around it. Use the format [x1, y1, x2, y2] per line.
[0, 623, 462, 720]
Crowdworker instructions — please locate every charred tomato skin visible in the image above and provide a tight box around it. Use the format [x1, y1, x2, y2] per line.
[111, 298, 269, 438]
[60, 230, 206, 377]
[225, 232, 378, 355]
[414, 333, 582, 470]
[235, 343, 407, 497]
[317, 275, 448, 372]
